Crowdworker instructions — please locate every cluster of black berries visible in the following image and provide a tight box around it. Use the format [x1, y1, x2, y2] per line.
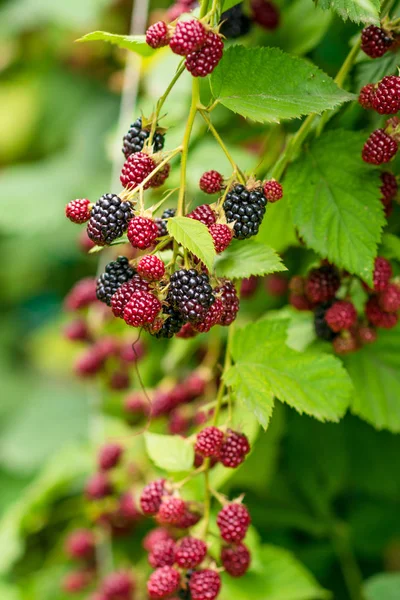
[220, 0, 280, 39]
[122, 117, 165, 158]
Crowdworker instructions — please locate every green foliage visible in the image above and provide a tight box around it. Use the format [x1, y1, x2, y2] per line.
[144, 432, 195, 472]
[215, 239, 286, 279]
[316, 0, 380, 24]
[167, 216, 216, 272]
[285, 130, 384, 285]
[364, 573, 400, 600]
[210, 46, 354, 123]
[380, 233, 400, 262]
[77, 31, 155, 57]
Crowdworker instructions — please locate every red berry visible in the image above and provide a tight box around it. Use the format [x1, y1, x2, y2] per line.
[127, 216, 159, 249]
[74, 347, 103, 378]
[146, 21, 170, 48]
[137, 254, 165, 281]
[188, 203, 216, 226]
[221, 543, 251, 577]
[78, 229, 96, 252]
[265, 273, 288, 297]
[366, 296, 398, 329]
[64, 319, 90, 342]
[120, 152, 156, 190]
[170, 19, 207, 56]
[371, 76, 400, 115]
[102, 571, 134, 599]
[325, 300, 357, 332]
[380, 171, 397, 217]
[194, 297, 224, 333]
[189, 569, 221, 600]
[217, 503, 251, 543]
[332, 332, 358, 355]
[118, 492, 140, 522]
[219, 429, 250, 468]
[378, 282, 400, 312]
[362, 129, 398, 164]
[305, 265, 340, 303]
[150, 163, 170, 189]
[361, 25, 393, 58]
[123, 291, 161, 327]
[289, 293, 314, 311]
[209, 224, 232, 253]
[140, 479, 167, 515]
[199, 170, 223, 194]
[373, 256, 392, 291]
[157, 497, 186, 525]
[66, 198, 91, 223]
[98, 443, 123, 471]
[185, 31, 224, 77]
[195, 426, 224, 458]
[111, 276, 150, 318]
[357, 325, 377, 345]
[148, 538, 176, 568]
[174, 508, 202, 529]
[109, 369, 130, 390]
[175, 536, 207, 569]
[143, 528, 173, 552]
[216, 280, 240, 326]
[176, 322, 198, 338]
[251, 0, 280, 29]
[124, 392, 150, 418]
[358, 84, 375, 110]
[65, 529, 95, 560]
[263, 179, 283, 202]
[147, 567, 180, 599]
[240, 276, 258, 298]
[62, 571, 92, 593]
[65, 278, 97, 311]
[85, 472, 113, 500]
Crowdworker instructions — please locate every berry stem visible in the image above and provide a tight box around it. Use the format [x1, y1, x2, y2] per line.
[148, 62, 186, 145]
[331, 522, 364, 600]
[125, 146, 182, 201]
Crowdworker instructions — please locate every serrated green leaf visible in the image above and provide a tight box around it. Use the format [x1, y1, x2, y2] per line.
[380, 233, 400, 262]
[355, 53, 400, 90]
[285, 130, 384, 285]
[144, 432, 194, 472]
[344, 325, 400, 433]
[316, 0, 380, 25]
[224, 318, 352, 429]
[215, 239, 286, 279]
[364, 573, 400, 600]
[167, 216, 216, 271]
[77, 31, 155, 57]
[210, 46, 354, 123]
[257, 200, 298, 253]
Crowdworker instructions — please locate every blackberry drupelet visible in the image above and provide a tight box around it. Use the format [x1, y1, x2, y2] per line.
[122, 117, 165, 158]
[153, 306, 184, 339]
[87, 194, 133, 246]
[96, 257, 135, 306]
[314, 302, 338, 341]
[168, 269, 215, 323]
[223, 183, 267, 239]
[156, 208, 176, 237]
[220, 3, 252, 39]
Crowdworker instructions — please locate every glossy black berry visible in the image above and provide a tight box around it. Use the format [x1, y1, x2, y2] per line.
[96, 257, 135, 306]
[153, 305, 185, 339]
[168, 269, 215, 323]
[87, 194, 133, 246]
[314, 302, 338, 342]
[220, 3, 252, 39]
[156, 208, 176, 238]
[223, 184, 267, 239]
[122, 117, 165, 158]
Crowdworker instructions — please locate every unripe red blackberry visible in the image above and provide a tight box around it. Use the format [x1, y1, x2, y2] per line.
[189, 569, 221, 600]
[251, 0, 280, 29]
[332, 332, 358, 355]
[170, 19, 207, 56]
[147, 566, 180, 599]
[140, 479, 167, 515]
[362, 129, 398, 164]
[265, 273, 288, 297]
[357, 324, 377, 345]
[85, 472, 113, 500]
[263, 179, 283, 202]
[372, 256, 392, 291]
[122, 117, 165, 158]
[98, 443, 123, 471]
[366, 296, 398, 329]
[118, 492, 140, 522]
[87, 194, 133, 246]
[137, 254, 165, 281]
[62, 570, 92, 593]
[143, 527, 172, 552]
[96, 257, 135, 306]
[102, 571, 134, 599]
[305, 265, 340, 303]
[123, 291, 161, 327]
[174, 507, 202, 529]
[223, 184, 267, 239]
[219, 429, 250, 468]
[195, 426, 224, 457]
[199, 170, 224, 194]
[358, 84, 375, 110]
[221, 542, 251, 577]
[65, 529, 95, 560]
[378, 282, 400, 312]
[127, 216, 159, 249]
[216, 280, 240, 326]
[188, 203, 216, 226]
[194, 297, 224, 332]
[111, 276, 150, 317]
[371, 76, 400, 114]
[209, 224, 232, 253]
[146, 21, 170, 49]
[150, 162, 170, 188]
[217, 503, 251, 543]
[64, 319, 90, 342]
[290, 293, 314, 311]
[65, 278, 97, 311]
[120, 152, 156, 190]
[74, 347, 103, 378]
[66, 198, 91, 223]
[175, 536, 207, 569]
[149, 538, 176, 568]
[361, 25, 393, 58]
[157, 497, 186, 525]
[325, 300, 357, 332]
[185, 31, 224, 77]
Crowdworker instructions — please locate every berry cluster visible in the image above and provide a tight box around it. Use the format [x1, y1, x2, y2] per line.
[220, 0, 280, 39]
[359, 75, 400, 115]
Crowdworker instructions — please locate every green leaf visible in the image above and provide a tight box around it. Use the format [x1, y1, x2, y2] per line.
[222, 0, 242, 10]
[0, 582, 20, 600]
[344, 325, 400, 433]
[210, 46, 354, 123]
[224, 318, 352, 429]
[285, 130, 384, 285]
[355, 53, 400, 89]
[77, 31, 155, 57]
[380, 233, 400, 262]
[257, 200, 298, 254]
[215, 239, 286, 279]
[167, 216, 216, 271]
[220, 544, 329, 600]
[316, 0, 380, 25]
[144, 432, 194, 472]
[364, 573, 400, 600]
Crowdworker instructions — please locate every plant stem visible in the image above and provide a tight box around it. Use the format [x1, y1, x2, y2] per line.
[126, 146, 182, 202]
[148, 62, 186, 144]
[177, 78, 200, 216]
[331, 522, 365, 600]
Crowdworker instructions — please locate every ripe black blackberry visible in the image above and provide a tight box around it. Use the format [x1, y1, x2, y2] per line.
[96, 257, 135, 306]
[168, 269, 215, 323]
[153, 305, 184, 339]
[122, 117, 165, 159]
[156, 208, 176, 238]
[223, 183, 267, 239]
[220, 3, 252, 39]
[87, 194, 133, 246]
[314, 302, 338, 342]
